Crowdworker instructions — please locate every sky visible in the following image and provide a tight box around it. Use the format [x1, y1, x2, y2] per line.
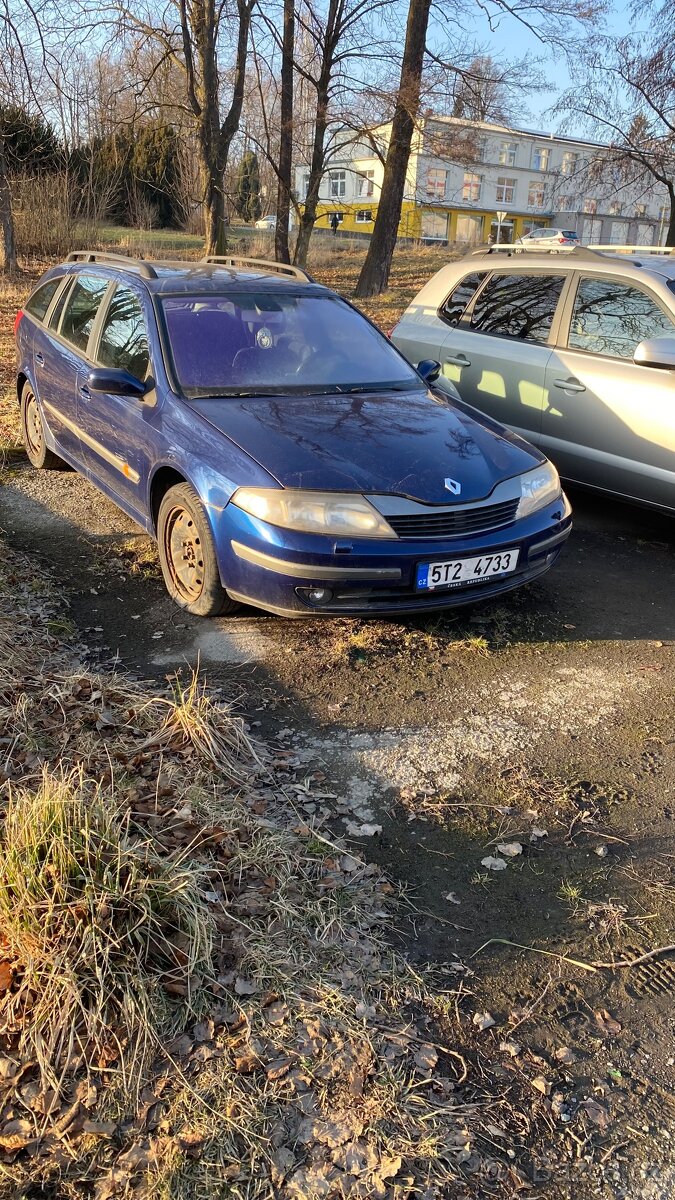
[466, 0, 636, 134]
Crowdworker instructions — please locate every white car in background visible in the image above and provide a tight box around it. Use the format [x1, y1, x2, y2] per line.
[515, 227, 580, 250]
[255, 215, 276, 229]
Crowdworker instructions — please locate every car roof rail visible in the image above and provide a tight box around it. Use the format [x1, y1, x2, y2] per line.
[66, 250, 158, 279]
[200, 254, 314, 282]
[464, 243, 612, 261]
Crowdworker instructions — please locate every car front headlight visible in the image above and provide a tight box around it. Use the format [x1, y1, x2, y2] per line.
[231, 488, 398, 538]
[517, 461, 561, 518]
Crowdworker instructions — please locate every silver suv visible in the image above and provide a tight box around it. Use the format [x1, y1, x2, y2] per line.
[515, 228, 579, 250]
[391, 246, 675, 513]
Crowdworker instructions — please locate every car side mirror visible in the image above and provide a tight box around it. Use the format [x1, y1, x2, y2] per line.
[416, 359, 441, 384]
[87, 367, 148, 397]
[633, 337, 675, 370]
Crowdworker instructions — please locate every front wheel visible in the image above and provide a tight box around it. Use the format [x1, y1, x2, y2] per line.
[157, 482, 239, 617]
[20, 382, 67, 469]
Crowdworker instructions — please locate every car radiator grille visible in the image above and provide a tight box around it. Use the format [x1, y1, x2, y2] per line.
[387, 498, 520, 539]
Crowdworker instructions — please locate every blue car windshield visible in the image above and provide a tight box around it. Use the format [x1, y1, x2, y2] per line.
[161, 291, 419, 396]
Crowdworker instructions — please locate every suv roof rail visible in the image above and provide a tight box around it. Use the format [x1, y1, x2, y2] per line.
[66, 250, 158, 279]
[200, 254, 313, 282]
[465, 243, 608, 261]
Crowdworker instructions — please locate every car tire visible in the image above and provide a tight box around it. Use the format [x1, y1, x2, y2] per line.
[157, 482, 239, 618]
[20, 381, 67, 470]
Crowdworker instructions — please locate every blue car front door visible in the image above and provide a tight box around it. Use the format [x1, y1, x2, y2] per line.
[76, 282, 157, 524]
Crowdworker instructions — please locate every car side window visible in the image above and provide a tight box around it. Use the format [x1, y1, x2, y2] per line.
[25, 278, 62, 322]
[97, 285, 150, 379]
[567, 276, 675, 359]
[60, 274, 109, 354]
[439, 271, 488, 326]
[469, 273, 566, 343]
[48, 278, 74, 330]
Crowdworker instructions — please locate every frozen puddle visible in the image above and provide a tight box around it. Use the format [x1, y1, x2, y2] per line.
[152, 624, 271, 666]
[292, 664, 649, 794]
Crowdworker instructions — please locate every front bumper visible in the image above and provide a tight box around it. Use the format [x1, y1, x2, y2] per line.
[218, 494, 573, 617]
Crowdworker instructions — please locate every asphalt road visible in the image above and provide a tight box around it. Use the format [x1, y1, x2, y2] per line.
[1, 461, 674, 1197]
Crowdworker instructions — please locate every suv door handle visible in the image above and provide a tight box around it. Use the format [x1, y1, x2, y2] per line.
[444, 353, 471, 368]
[79, 384, 91, 400]
[35, 352, 44, 366]
[553, 377, 586, 393]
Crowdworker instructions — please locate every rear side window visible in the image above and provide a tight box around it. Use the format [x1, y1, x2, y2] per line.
[25, 278, 61, 323]
[568, 276, 675, 359]
[470, 273, 566, 343]
[60, 274, 109, 353]
[97, 286, 150, 379]
[562, 230, 578, 239]
[439, 271, 487, 326]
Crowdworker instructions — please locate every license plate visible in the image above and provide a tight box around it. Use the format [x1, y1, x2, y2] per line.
[416, 548, 520, 591]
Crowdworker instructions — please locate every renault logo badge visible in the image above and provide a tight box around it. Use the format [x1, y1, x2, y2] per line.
[444, 478, 461, 495]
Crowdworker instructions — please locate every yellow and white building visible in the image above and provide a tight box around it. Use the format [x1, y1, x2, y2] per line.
[295, 116, 669, 245]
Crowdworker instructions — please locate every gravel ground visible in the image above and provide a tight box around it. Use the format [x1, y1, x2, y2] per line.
[1, 460, 674, 1197]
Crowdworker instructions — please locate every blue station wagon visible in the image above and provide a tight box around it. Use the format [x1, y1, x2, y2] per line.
[14, 251, 572, 618]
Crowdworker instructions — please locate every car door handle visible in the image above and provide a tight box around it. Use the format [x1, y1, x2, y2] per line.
[444, 353, 471, 368]
[79, 384, 91, 400]
[553, 377, 586, 393]
[35, 352, 44, 366]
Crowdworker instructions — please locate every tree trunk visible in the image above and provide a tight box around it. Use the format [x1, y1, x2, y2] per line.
[275, 0, 294, 264]
[665, 186, 675, 248]
[354, 0, 432, 298]
[202, 156, 228, 254]
[0, 137, 18, 275]
[293, 97, 328, 267]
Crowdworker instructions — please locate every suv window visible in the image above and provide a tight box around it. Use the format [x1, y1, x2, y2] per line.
[97, 286, 150, 379]
[470, 273, 566, 343]
[568, 277, 675, 359]
[60, 274, 109, 354]
[439, 271, 487, 326]
[25, 278, 62, 322]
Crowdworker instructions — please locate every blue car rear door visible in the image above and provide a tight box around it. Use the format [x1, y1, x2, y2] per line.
[35, 273, 112, 468]
[77, 281, 156, 524]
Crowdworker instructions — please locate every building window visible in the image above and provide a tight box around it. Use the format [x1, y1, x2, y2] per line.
[558, 195, 577, 211]
[475, 137, 487, 162]
[302, 172, 311, 199]
[658, 203, 668, 220]
[498, 141, 517, 166]
[528, 181, 545, 208]
[561, 151, 578, 175]
[355, 209, 373, 223]
[583, 197, 598, 214]
[329, 170, 346, 198]
[533, 146, 550, 171]
[635, 202, 647, 217]
[496, 176, 516, 204]
[426, 168, 448, 199]
[358, 170, 374, 197]
[608, 200, 623, 216]
[421, 212, 448, 240]
[462, 171, 482, 202]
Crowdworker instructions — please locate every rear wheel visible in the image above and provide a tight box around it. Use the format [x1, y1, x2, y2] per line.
[20, 381, 66, 469]
[157, 482, 239, 617]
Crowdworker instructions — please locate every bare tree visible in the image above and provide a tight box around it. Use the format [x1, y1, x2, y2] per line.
[275, 0, 294, 262]
[354, 0, 432, 297]
[556, 31, 675, 245]
[114, 0, 256, 253]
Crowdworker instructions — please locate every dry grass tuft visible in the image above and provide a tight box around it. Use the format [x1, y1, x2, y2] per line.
[137, 669, 262, 784]
[0, 768, 213, 1096]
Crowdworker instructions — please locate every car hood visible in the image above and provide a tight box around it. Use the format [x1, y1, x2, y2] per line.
[189, 388, 541, 505]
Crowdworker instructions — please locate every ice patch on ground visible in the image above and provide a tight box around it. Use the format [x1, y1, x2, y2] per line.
[295, 664, 647, 793]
